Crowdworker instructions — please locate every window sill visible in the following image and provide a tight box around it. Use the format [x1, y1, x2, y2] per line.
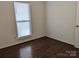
[16, 35, 32, 40]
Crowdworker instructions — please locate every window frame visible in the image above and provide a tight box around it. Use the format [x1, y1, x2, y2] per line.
[13, 2, 32, 39]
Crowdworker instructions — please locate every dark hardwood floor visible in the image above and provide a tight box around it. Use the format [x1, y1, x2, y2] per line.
[0, 36, 79, 58]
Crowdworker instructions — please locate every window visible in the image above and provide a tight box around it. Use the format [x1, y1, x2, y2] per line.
[14, 2, 32, 38]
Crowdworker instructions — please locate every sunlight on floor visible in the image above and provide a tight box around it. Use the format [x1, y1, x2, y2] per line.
[20, 46, 32, 58]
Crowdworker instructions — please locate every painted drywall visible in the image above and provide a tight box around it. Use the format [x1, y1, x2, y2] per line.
[0, 1, 45, 49]
[46, 1, 77, 45]
[0, 1, 78, 49]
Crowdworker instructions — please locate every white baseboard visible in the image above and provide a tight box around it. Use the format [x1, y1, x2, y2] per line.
[0, 35, 44, 49]
[0, 34, 75, 49]
[74, 43, 79, 48]
[46, 35, 73, 45]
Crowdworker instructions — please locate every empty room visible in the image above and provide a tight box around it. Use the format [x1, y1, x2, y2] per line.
[0, 0, 79, 58]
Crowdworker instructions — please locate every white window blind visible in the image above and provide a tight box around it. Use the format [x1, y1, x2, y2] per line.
[14, 2, 32, 38]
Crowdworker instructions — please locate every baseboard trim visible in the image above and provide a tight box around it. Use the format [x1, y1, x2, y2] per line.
[74, 43, 79, 48]
[0, 36, 75, 50]
[46, 36, 74, 46]
[0, 35, 45, 49]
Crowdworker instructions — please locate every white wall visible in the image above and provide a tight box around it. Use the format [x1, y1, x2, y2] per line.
[46, 1, 77, 45]
[0, 1, 77, 49]
[0, 1, 45, 49]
